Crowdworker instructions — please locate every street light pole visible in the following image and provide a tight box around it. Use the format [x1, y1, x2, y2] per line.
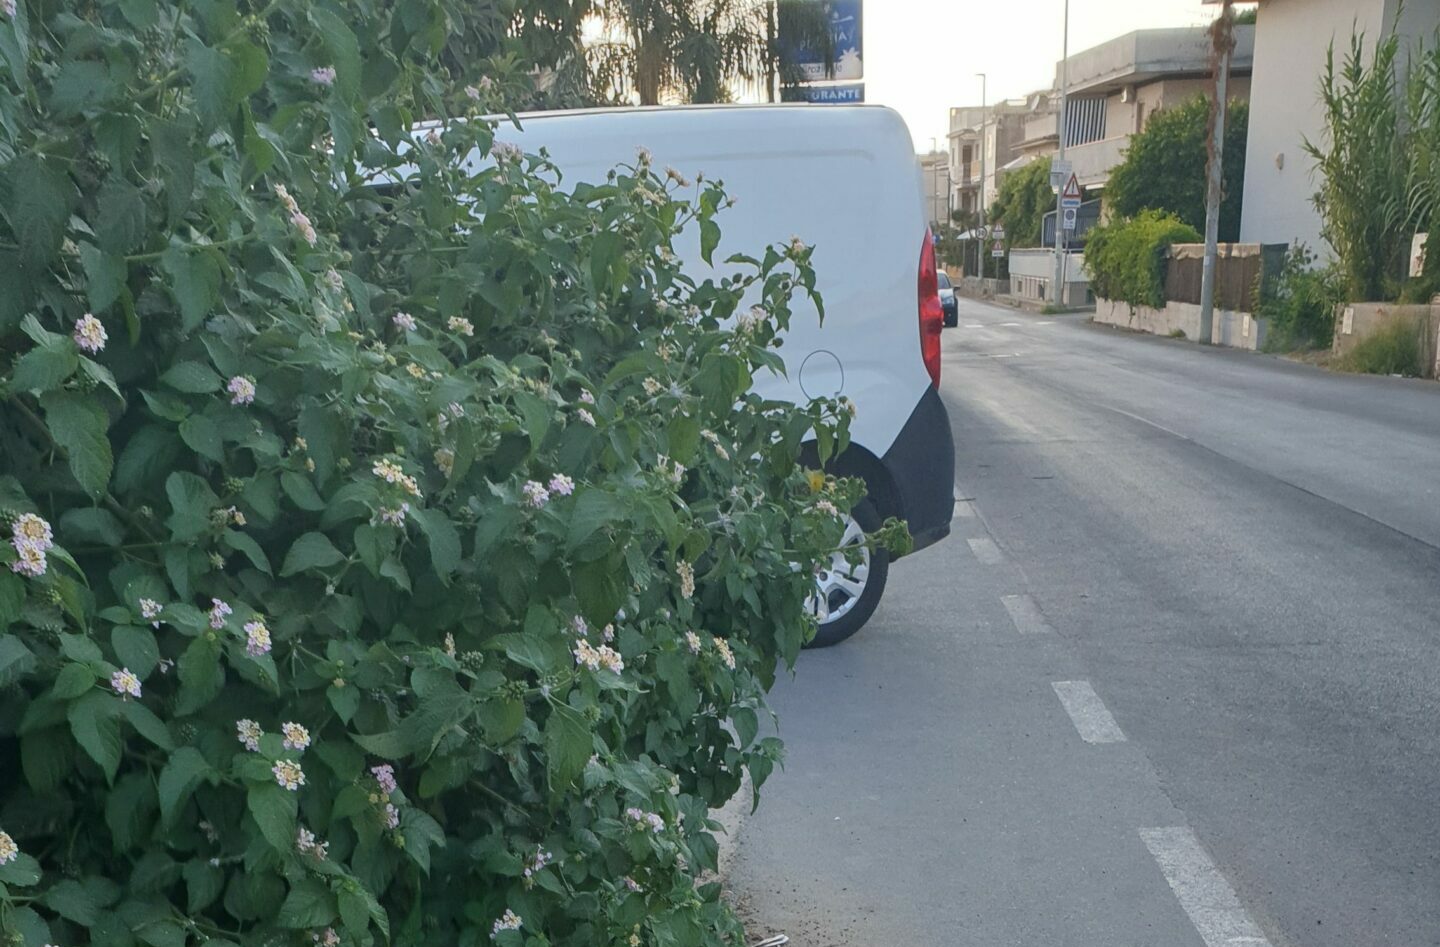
[1199, 0, 1236, 343]
[1051, 0, 1069, 307]
[977, 72, 987, 285]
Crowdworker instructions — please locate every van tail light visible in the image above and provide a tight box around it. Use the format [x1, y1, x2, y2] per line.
[918, 229, 943, 388]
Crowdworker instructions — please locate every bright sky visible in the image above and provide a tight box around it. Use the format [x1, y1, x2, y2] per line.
[865, 0, 1223, 151]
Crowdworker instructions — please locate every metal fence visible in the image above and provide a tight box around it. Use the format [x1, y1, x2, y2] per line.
[1164, 243, 1288, 312]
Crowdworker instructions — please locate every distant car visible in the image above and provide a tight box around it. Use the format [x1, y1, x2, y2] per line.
[938, 270, 958, 327]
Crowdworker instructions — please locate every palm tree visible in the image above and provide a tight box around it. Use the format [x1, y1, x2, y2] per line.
[587, 0, 836, 106]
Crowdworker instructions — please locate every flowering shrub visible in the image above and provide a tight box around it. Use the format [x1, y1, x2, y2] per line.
[0, 2, 897, 946]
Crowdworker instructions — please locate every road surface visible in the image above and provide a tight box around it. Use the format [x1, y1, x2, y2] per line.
[731, 297, 1440, 947]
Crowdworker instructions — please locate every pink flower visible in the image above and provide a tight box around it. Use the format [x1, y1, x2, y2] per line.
[310, 66, 337, 86]
[110, 668, 142, 699]
[521, 481, 549, 509]
[392, 312, 417, 332]
[9, 543, 46, 577]
[73, 314, 107, 353]
[139, 598, 163, 627]
[548, 474, 574, 497]
[577, 408, 596, 427]
[227, 376, 256, 405]
[244, 620, 272, 657]
[281, 722, 311, 752]
[371, 764, 398, 795]
[208, 599, 232, 629]
[383, 803, 400, 829]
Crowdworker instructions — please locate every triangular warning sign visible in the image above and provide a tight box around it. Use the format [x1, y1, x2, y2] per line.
[1062, 173, 1082, 201]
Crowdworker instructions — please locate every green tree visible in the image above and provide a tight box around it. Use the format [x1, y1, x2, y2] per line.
[1086, 210, 1203, 309]
[1106, 95, 1249, 241]
[989, 156, 1053, 249]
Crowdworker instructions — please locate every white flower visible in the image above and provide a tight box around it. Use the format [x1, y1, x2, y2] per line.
[227, 376, 256, 406]
[0, 0, 15, 18]
[433, 448, 455, 478]
[392, 311, 417, 332]
[577, 408, 596, 427]
[815, 499, 839, 517]
[447, 316, 474, 336]
[383, 803, 400, 829]
[602, 624, 615, 643]
[296, 827, 317, 852]
[479, 76, 495, 92]
[635, 146, 653, 166]
[465, 85, 481, 101]
[274, 183, 299, 215]
[208, 598, 232, 629]
[642, 377, 662, 397]
[378, 504, 409, 527]
[491, 141, 523, 164]
[522, 480, 549, 509]
[713, 636, 736, 670]
[491, 910, 522, 939]
[323, 269, 344, 291]
[310, 66, 337, 86]
[73, 314, 107, 353]
[685, 631, 701, 654]
[570, 615, 588, 637]
[548, 474, 574, 497]
[236, 719, 262, 752]
[579, 389, 595, 405]
[272, 759, 306, 791]
[443, 633, 456, 658]
[523, 846, 553, 878]
[281, 722, 311, 752]
[676, 560, 695, 600]
[665, 167, 692, 187]
[623, 876, 642, 892]
[0, 831, 18, 866]
[12, 513, 52, 551]
[110, 668, 142, 699]
[244, 619, 272, 657]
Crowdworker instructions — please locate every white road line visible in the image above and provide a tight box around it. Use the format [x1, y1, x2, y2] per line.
[964, 323, 985, 328]
[1139, 826, 1274, 947]
[952, 500, 975, 519]
[1037, 320, 1055, 325]
[1000, 593, 1051, 634]
[967, 537, 1005, 565]
[1050, 681, 1126, 743]
[999, 322, 1022, 327]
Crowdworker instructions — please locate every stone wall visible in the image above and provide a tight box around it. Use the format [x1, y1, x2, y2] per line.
[1094, 298, 1267, 351]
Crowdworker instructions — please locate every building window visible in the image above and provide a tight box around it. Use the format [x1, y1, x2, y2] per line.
[1065, 98, 1106, 146]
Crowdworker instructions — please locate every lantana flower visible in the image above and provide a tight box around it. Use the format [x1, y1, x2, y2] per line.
[272, 759, 306, 791]
[110, 668, 142, 699]
[73, 314, 107, 353]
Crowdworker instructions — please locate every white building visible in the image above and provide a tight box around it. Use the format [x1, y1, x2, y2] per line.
[1237, 0, 1440, 253]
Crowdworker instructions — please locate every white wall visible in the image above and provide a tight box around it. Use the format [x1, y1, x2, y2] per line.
[1239, 0, 1437, 254]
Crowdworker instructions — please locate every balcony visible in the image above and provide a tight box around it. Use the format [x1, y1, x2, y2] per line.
[1022, 112, 1058, 147]
[1066, 136, 1130, 188]
[951, 161, 980, 186]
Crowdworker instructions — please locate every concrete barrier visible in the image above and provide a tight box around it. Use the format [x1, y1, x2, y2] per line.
[1331, 302, 1438, 376]
[1094, 298, 1267, 350]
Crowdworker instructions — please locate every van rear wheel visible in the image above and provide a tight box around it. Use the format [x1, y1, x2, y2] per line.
[805, 498, 890, 648]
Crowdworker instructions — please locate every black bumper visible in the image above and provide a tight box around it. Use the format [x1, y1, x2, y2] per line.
[881, 384, 954, 555]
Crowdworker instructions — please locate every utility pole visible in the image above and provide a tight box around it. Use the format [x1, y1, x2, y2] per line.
[1051, 0, 1069, 307]
[1198, 0, 1236, 343]
[977, 73, 987, 285]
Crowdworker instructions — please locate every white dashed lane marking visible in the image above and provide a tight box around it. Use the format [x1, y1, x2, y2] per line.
[952, 501, 975, 519]
[964, 323, 985, 328]
[967, 537, 1005, 565]
[1050, 681, 1126, 743]
[1139, 826, 1275, 947]
[1000, 593, 1051, 634]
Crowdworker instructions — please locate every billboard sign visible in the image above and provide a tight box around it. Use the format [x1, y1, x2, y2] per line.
[781, 82, 865, 104]
[785, 0, 863, 82]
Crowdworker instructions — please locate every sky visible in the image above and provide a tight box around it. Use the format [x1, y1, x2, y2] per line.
[863, 0, 1224, 151]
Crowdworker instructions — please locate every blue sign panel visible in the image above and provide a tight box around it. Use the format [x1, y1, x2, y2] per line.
[787, 0, 863, 82]
[781, 83, 865, 104]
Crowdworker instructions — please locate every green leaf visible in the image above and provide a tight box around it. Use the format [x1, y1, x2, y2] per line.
[176, 635, 223, 715]
[20, 730, 73, 793]
[543, 703, 593, 790]
[43, 879, 105, 925]
[48, 60, 115, 117]
[151, 119, 195, 226]
[159, 747, 213, 827]
[105, 772, 155, 850]
[183, 860, 225, 914]
[122, 700, 175, 751]
[112, 625, 159, 678]
[566, 489, 627, 553]
[68, 691, 123, 783]
[95, 177, 147, 255]
[297, 403, 344, 479]
[10, 343, 78, 393]
[0, 854, 42, 888]
[41, 390, 113, 498]
[411, 507, 460, 581]
[0, 573, 25, 633]
[165, 472, 218, 542]
[700, 219, 721, 265]
[280, 470, 326, 511]
[222, 529, 272, 575]
[328, 683, 359, 725]
[309, 8, 361, 100]
[247, 781, 298, 852]
[58, 632, 103, 664]
[160, 361, 221, 393]
[281, 532, 344, 576]
[187, 37, 237, 130]
[3, 155, 73, 271]
[180, 414, 224, 462]
[119, 0, 159, 28]
[512, 392, 551, 452]
[78, 243, 128, 313]
[161, 247, 221, 331]
[0, 634, 37, 685]
[277, 877, 338, 929]
[52, 663, 97, 699]
[338, 887, 370, 938]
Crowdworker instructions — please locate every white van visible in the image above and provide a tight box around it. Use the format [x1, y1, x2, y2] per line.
[467, 104, 954, 645]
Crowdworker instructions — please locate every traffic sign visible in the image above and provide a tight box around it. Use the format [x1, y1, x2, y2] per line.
[991, 240, 1004, 258]
[1060, 172, 1082, 209]
[1049, 159, 1072, 190]
[992, 224, 1006, 239]
[975, 225, 989, 240]
[1062, 207, 1078, 230]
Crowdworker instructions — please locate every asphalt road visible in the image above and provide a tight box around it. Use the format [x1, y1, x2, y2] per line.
[731, 297, 1440, 947]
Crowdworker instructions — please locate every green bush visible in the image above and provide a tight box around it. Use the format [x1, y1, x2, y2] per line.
[0, 3, 893, 947]
[1338, 318, 1426, 376]
[989, 156, 1053, 250]
[1084, 210, 1201, 311]
[1257, 244, 1346, 351]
